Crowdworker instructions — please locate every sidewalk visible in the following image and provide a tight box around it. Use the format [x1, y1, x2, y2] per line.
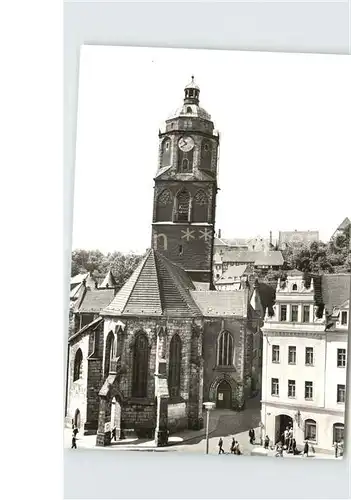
[65, 410, 222, 451]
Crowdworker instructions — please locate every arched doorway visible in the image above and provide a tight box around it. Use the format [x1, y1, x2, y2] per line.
[74, 409, 81, 429]
[275, 414, 293, 444]
[110, 397, 121, 440]
[216, 380, 232, 409]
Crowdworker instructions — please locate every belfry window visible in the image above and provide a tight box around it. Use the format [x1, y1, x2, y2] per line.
[132, 333, 149, 398]
[168, 334, 182, 398]
[217, 330, 234, 366]
[174, 190, 190, 222]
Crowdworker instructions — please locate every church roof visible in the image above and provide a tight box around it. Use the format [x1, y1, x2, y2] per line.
[167, 104, 211, 121]
[102, 249, 201, 317]
[78, 288, 115, 313]
[70, 272, 89, 286]
[321, 274, 351, 315]
[99, 269, 117, 288]
[190, 290, 248, 317]
[337, 217, 350, 231]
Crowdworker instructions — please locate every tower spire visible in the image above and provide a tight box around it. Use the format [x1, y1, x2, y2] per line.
[184, 76, 200, 105]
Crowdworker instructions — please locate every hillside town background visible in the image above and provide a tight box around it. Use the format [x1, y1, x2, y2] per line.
[71, 218, 350, 289]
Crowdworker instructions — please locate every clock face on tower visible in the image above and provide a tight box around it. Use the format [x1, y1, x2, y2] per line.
[178, 136, 195, 152]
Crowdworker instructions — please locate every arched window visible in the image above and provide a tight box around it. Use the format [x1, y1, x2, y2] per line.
[333, 423, 344, 443]
[304, 419, 317, 441]
[73, 348, 83, 381]
[201, 140, 212, 170]
[104, 332, 114, 379]
[132, 333, 149, 398]
[174, 190, 190, 222]
[156, 189, 173, 222]
[193, 189, 209, 222]
[217, 331, 234, 366]
[186, 106, 192, 114]
[181, 158, 190, 172]
[168, 334, 182, 398]
[161, 137, 171, 167]
[292, 284, 297, 291]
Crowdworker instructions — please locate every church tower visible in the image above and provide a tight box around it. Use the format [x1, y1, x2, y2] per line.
[151, 77, 219, 286]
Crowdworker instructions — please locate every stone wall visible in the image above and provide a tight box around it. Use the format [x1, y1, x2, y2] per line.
[202, 317, 247, 409]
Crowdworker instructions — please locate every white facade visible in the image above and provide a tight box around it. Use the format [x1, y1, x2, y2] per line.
[261, 272, 348, 453]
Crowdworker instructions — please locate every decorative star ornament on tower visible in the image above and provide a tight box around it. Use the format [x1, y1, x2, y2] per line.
[199, 228, 212, 241]
[181, 228, 196, 241]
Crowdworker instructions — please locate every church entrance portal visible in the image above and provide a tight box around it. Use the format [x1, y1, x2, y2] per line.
[275, 414, 293, 444]
[216, 380, 232, 409]
[110, 397, 121, 440]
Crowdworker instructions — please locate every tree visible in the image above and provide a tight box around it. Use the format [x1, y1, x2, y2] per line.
[71, 248, 145, 288]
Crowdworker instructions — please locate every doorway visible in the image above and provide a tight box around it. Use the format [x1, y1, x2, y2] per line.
[110, 397, 121, 440]
[275, 414, 293, 444]
[216, 380, 232, 409]
[74, 409, 81, 429]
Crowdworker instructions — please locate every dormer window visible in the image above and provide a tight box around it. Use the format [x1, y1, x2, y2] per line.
[341, 311, 348, 325]
[292, 284, 297, 291]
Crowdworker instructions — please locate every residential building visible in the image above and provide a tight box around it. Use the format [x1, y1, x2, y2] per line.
[261, 270, 350, 453]
[278, 230, 319, 250]
[213, 250, 284, 279]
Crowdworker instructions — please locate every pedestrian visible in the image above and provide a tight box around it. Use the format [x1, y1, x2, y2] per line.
[249, 428, 255, 445]
[287, 427, 293, 453]
[283, 427, 289, 447]
[230, 437, 235, 454]
[111, 427, 117, 441]
[71, 432, 77, 449]
[218, 437, 225, 454]
[303, 440, 309, 457]
[73, 426, 79, 438]
[264, 435, 270, 449]
[292, 438, 298, 455]
[275, 441, 283, 457]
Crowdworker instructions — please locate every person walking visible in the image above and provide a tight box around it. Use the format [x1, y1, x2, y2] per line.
[264, 435, 270, 449]
[218, 437, 225, 454]
[303, 440, 309, 457]
[230, 437, 236, 454]
[71, 432, 77, 449]
[111, 427, 117, 441]
[249, 428, 255, 445]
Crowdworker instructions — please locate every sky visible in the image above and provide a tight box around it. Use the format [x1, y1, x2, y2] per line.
[72, 46, 351, 254]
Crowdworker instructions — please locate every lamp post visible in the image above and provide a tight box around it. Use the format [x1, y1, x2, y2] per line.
[203, 402, 215, 454]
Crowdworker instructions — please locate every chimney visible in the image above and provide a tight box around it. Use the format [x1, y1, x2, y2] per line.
[218, 229, 222, 239]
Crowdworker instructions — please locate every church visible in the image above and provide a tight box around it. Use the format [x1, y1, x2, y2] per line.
[65, 78, 274, 446]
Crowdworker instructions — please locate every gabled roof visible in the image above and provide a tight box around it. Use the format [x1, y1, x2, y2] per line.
[190, 290, 248, 317]
[217, 250, 283, 266]
[78, 288, 115, 313]
[99, 270, 117, 289]
[70, 273, 89, 286]
[321, 274, 351, 315]
[337, 217, 350, 231]
[103, 250, 201, 317]
[216, 265, 249, 285]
